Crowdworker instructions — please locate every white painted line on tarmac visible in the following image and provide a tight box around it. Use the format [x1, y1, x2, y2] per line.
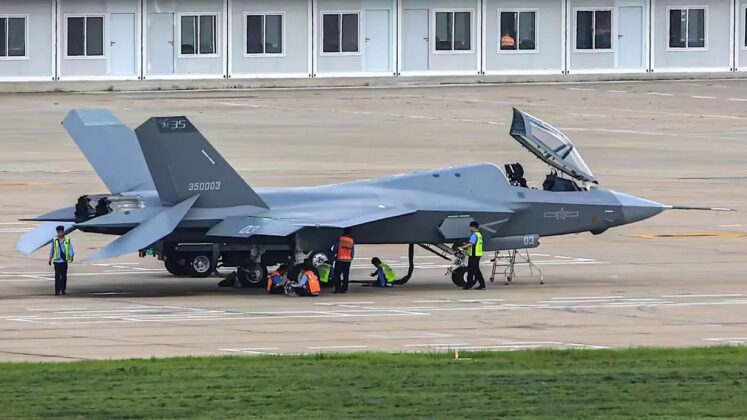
[647, 92, 674, 96]
[411, 299, 448, 303]
[307, 345, 368, 350]
[607, 90, 627, 93]
[727, 98, 747, 102]
[457, 299, 505, 303]
[568, 87, 595, 91]
[220, 347, 279, 355]
[552, 296, 624, 300]
[691, 95, 717, 99]
[315, 301, 375, 306]
[719, 224, 742, 227]
[704, 338, 745, 345]
[404, 343, 471, 347]
[662, 294, 743, 298]
[27, 307, 88, 311]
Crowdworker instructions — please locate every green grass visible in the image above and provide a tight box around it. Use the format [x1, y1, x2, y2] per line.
[1, 347, 746, 419]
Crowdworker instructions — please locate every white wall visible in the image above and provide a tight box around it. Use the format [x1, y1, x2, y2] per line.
[58, 0, 139, 79]
[315, 0, 395, 75]
[738, 0, 746, 71]
[652, 0, 732, 71]
[229, 0, 310, 77]
[0, 0, 54, 80]
[145, 0, 225, 78]
[484, 0, 563, 74]
[401, 0, 481, 73]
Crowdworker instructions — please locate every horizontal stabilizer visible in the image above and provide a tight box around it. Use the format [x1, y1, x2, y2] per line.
[84, 195, 199, 261]
[63, 109, 156, 193]
[77, 207, 163, 228]
[207, 216, 303, 238]
[23, 206, 77, 222]
[135, 116, 268, 209]
[15, 222, 76, 255]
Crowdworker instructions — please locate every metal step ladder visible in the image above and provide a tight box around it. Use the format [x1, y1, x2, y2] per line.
[489, 249, 544, 285]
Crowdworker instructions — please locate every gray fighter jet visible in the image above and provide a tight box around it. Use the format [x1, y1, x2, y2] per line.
[17, 108, 730, 287]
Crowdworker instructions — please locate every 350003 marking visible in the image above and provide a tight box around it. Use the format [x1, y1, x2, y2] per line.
[188, 181, 221, 191]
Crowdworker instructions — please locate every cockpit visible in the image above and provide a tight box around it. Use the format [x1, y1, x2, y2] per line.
[505, 108, 596, 192]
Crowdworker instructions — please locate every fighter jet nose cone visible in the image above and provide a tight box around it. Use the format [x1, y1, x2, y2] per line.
[613, 192, 665, 224]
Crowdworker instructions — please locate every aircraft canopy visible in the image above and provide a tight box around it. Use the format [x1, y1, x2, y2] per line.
[509, 108, 596, 183]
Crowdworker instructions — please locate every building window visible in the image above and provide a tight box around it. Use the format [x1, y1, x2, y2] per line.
[435, 11, 471, 52]
[668, 8, 706, 49]
[66, 16, 104, 57]
[499, 10, 537, 52]
[322, 12, 358, 54]
[575, 10, 611, 50]
[180, 14, 217, 55]
[0, 16, 26, 58]
[246, 13, 283, 55]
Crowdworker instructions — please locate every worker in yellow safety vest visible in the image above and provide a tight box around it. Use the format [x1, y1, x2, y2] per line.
[267, 264, 289, 294]
[459, 221, 486, 290]
[369, 257, 396, 287]
[48, 225, 74, 295]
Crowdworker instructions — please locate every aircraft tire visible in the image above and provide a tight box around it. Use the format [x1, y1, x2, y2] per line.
[164, 255, 190, 276]
[237, 263, 268, 287]
[188, 254, 214, 278]
[451, 267, 468, 288]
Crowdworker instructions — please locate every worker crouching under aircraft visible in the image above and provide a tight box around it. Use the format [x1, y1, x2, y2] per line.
[267, 264, 289, 294]
[369, 257, 396, 287]
[288, 262, 321, 297]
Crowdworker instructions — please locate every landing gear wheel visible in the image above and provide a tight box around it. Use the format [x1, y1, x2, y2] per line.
[451, 267, 468, 288]
[164, 255, 190, 276]
[188, 254, 214, 278]
[237, 264, 268, 287]
[308, 250, 332, 269]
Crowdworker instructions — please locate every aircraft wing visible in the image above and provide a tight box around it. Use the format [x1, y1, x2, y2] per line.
[206, 207, 417, 239]
[206, 216, 304, 238]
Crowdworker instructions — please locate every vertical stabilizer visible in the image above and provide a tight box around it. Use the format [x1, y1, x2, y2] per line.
[63, 109, 156, 193]
[134, 116, 268, 209]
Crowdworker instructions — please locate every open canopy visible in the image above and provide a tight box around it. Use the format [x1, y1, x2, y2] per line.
[509, 108, 596, 183]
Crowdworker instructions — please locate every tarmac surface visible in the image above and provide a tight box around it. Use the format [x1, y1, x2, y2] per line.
[0, 79, 745, 361]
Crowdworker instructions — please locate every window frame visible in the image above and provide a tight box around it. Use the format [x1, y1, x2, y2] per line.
[64, 14, 106, 59]
[177, 12, 220, 59]
[432, 8, 475, 54]
[572, 8, 614, 53]
[743, 5, 747, 51]
[666, 6, 708, 51]
[243, 12, 285, 58]
[0, 15, 29, 60]
[496, 8, 539, 54]
[319, 10, 361, 56]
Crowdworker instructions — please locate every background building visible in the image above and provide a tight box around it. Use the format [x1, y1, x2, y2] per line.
[0, 0, 743, 83]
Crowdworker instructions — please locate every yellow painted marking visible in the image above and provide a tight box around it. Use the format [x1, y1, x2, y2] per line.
[626, 232, 746, 239]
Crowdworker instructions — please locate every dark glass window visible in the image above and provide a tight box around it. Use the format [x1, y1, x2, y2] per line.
[67, 17, 86, 56]
[576, 10, 611, 50]
[669, 8, 705, 48]
[323, 13, 358, 53]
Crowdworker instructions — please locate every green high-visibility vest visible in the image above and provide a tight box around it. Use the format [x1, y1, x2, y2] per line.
[52, 237, 72, 262]
[467, 231, 483, 257]
[380, 263, 397, 283]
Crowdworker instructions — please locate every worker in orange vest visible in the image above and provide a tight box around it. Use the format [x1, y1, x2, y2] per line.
[291, 262, 321, 296]
[331, 228, 355, 294]
[267, 263, 289, 294]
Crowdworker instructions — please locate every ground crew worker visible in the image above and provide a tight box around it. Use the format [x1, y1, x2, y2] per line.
[267, 264, 289, 294]
[460, 221, 486, 290]
[48, 225, 73, 296]
[332, 228, 355, 294]
[369, 257, 396, 287]
[291, 263, 321, 297]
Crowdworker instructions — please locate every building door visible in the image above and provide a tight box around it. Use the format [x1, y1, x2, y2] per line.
[617, 6, 643, 68]
[403, 9, 429, 71]
[109, 13, 136, 76]
[148, 13, 174, 75]
[365, 10, 390, 72]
